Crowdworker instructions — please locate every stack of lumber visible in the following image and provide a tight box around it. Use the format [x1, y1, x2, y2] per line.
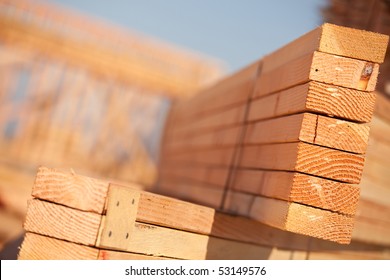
[158, 23, 389, 244]
[19, 167, 390, 260]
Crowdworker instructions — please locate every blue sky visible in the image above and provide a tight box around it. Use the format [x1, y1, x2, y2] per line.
[48, 0, 326, 72]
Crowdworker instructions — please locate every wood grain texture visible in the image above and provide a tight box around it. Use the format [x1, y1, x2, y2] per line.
[248, 81, 376, 123]
[163, 125, 241, 153]
[261, 23, 388, 75]
[163, 146, 235, 167]
[319, 23, 389, 63]
[18, 232, 99, 260]
[168, 103, 246, 137]
[156, 178, 223, 209]
[232, 170, 359, 215]
[32, 166, 109, 214]
[244, 113, 369, 154]
[18, 232, 172, 260]
[170, 62, 258, 121]
[159, 164, 228, 188]
[256, 51, 379, 97]
[239, 142, 365, 184]
[249, 196, 354, 244]
[114, 222, 274, 260]
[24, 199, 101, 246]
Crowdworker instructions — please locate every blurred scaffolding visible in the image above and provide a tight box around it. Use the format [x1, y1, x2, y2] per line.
[0, 0, 223, 251]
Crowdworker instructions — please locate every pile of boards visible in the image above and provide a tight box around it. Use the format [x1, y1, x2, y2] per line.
[158, 23, 389, 244]
[18, 167, 390, 260]
[18, 23, 390, 259]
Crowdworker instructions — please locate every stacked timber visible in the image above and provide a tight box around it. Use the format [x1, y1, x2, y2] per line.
[16, 167, 308, 259]
[19, 167, 390, 260]
[157, 23, 389, 244]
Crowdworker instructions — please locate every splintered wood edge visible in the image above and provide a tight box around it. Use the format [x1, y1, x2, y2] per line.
[97, 184, 140, 251]
[249, 196, 353, 244]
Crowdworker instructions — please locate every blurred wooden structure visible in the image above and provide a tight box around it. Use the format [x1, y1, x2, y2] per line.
[0, 0, 223, 252]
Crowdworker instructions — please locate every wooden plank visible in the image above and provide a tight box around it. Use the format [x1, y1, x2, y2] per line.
[32, 166, 109, 214]
[159, 164, 228, 188]
[231, 170, 359, 215]
[168, 103, 246, 137]
[261, 23, 388, 76]
[18, 232, 99, 260]
[163, 146, 235, 167]
[156, 178, 223, 209]
[18, 232, 171, 260]
[170, 62, 258, 120]
[249, 196, 354, 244]
[239, 142, 365, 184]
[31, 167, 144, 214]
[256, 51, 379, 98]
[24, 199, 102, 246]
[163, 125, 241, 153]
[244, 113, 369, 154]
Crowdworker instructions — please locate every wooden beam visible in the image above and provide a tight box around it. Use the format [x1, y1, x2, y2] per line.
[256, 51, 379, 98]
[18, 232, 99, 260]
[249, 82, 376, 124]
[18, 232, 172, 260]
[249, 196, 354, 244]
[261, 23, 388, 73]
[24, 199, 102, 246]
[239, 142, 365, 184]
[244, 113, 369, 154]
[231, 170, 359, 215]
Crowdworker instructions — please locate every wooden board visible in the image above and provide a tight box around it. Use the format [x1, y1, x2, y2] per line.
[249, 82, 376, 123]
[244, 113, 369, 154]
[231, 170, 359, 215]
[170, 62, 258, 120]
[238, 142, 365, 184]
[256, 51, 379, 98]
[261, 23, 388, 74]
[249, 196, 354, 244]
[18, 232, 171, 260]
[159, 164, 228, 188]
